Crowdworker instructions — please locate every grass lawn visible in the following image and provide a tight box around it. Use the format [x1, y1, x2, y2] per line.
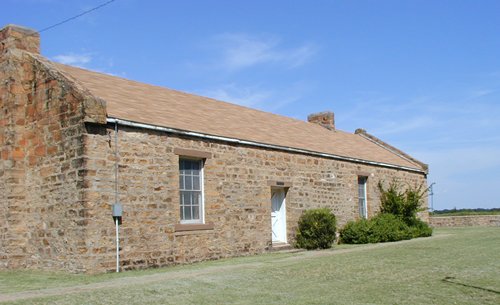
[0, 227, 499, 304]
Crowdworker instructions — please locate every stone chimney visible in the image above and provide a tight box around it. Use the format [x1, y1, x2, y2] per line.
[307, 111, 335, 130]
[0, 24, 40, 54]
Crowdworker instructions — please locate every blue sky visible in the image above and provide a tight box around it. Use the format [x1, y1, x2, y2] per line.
[3, 0, 500, 210]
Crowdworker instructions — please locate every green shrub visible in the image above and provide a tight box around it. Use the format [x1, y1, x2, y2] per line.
[295, 208, 337, 249]
[378, 181, 426, 226]
[340, 181, 432, 244]
[340, 214, 412, 244]
[369, 213, 412, 242]
[408, 219, 433, 238]
[340, 215, 433, 244]
[339, 218, 373, 244]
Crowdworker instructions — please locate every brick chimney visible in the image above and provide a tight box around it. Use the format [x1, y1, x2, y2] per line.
[0, 24, 40, 54]
[307, 111, 335, 130]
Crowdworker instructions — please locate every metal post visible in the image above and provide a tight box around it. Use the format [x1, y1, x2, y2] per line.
[114, 122, 118, 207]
[115, 217, 119, 272]
[429, 182, 435, 212]
[114, 121, 119, 273]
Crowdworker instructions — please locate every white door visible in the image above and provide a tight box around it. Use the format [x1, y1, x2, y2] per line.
[271, 188, 287, 243]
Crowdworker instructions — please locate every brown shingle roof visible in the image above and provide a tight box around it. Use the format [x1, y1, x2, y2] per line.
[54, 63, 425, 172]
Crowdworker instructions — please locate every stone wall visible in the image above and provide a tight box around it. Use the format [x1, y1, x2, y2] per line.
[429, 215, 500, 227]
[79, 123, 428, 273]
[0, 51, 87, 270]
[0, 26, 105, 272]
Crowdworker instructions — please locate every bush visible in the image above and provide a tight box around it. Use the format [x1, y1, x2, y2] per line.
[295, 208, 337, 249]
[339, 218, 373, 244]
[378, 181, 426, 226]
[340, 181, 433, 244]
[369, 213, 412, 242]
[340, 214, 412, 244]
[408, 219, 433, 238]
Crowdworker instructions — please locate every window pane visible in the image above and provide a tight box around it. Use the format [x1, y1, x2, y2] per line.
[180, 160, 187, 174]
[359, 198, 366, 218]
[358, 177, 366, 199]
[179, 174, 184, 189]
[185, 175, 193, 190]
[192, 192, 199, 205]
[183, 191, 187, 206]
[193, 176, 200, 190]
[183, 205, 192, 220]
[193, 205, 199, 220]
[359, 198, 364, 209]
[192, 160, 200, 171]
[184, 191, 193, 205]
[181, 161, 189, 175]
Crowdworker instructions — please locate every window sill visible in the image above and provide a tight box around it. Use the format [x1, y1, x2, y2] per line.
[174, 222, 215, 232]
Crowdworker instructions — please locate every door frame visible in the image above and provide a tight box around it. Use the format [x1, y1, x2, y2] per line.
[271, 187, 288, 244]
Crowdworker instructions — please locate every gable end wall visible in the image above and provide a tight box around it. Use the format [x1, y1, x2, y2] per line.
[0, 50, 105, 272]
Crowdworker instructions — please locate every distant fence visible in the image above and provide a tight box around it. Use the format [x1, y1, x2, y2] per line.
[429, 215, 500, 227]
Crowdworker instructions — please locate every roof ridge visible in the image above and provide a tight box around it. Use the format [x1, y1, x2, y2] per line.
[355, 128, 428, 173]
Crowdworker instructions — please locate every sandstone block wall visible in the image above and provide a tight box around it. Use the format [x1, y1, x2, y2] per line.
[0, 44, 105, 271]
[0, 53, 83, 270]
[79, 123, 427, 273]
[429, 215, 500, 227]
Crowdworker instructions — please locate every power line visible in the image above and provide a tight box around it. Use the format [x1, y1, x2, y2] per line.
[37, 0, 117, 34]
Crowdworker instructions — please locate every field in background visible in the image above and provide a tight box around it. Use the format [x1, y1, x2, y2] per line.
[0, 227, 499, 305]
[431, 208, 500, 216]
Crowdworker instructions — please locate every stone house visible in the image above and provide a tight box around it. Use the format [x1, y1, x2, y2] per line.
[0, 24, 429, 273]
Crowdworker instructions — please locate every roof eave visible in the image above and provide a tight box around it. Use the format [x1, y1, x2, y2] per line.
[106, 117, 427, 175]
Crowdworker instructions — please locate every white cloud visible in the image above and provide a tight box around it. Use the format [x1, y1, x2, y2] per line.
[210, 33, 317, 71]
[339, 87, 500, 140]
[52, 53, 92, 66]
[202, 83, 272, 108]
[467, 89, 495, 99]
[199, 81, 308, 112]
[371, 115, 437, 136]
[51, 53, 126, 78]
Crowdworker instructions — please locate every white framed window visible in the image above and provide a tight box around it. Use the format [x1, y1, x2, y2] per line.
[179, 158, 204, 224]
[358, 176, 368, 219]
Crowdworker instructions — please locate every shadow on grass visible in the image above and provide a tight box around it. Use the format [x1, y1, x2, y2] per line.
[442, 276, 500, 295]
